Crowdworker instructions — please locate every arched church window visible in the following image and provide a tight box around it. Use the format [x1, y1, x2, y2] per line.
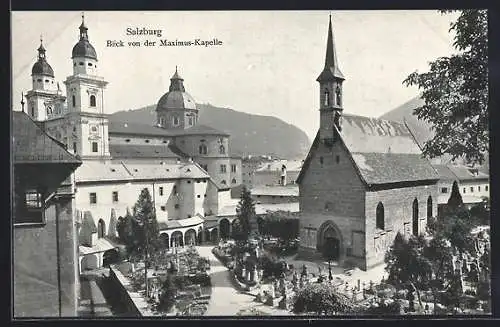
[219, 145, 226, 155]
[427, 196, 433, 219]
[376, 202, 385, 230]
[412, 198, 419, 236]
[90, 95, 96, 107]
[231, 178, 237, 184]
[324, 89, 330, 106]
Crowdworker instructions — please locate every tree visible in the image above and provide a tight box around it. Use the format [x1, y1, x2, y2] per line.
[117, 207, 134, 251]
[447, 181, 464, 209]
[132, 188, 160, 256]
[234, 186, 255, 242]
[292, 283, 355, 315]
[159, 273, 177, 312]
[403, 10, 488, 165]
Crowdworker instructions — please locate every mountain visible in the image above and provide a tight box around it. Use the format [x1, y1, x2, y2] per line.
[109, 103, 311, 160]
[380, 96, 490, 172]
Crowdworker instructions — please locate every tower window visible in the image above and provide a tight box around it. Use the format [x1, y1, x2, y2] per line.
[159, 187, 164, 196]
[219, 145, 226, 155]
[72, 95, 76, 107]
[31, 107, 35, 117]
[335, 85, 342, 106]
[90, 95, 96, 107]
[112, 191, 119, 202]
[88, 62, 93, 66]
[324, 89, 330, 106]
[73, 142, 77, 154]
[45, 79, 49, 83]
[173, 185, 177, 195]
[89, 192, 97, 204]
[92, 142, 98, 153]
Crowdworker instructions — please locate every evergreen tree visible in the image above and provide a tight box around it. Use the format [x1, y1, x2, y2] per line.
[132, 188, 160, 256]
[234, 186, 255, 242]
[447, 181, 464, 209]
[117, 207, 135, 253]
[403, 10, 488, 165]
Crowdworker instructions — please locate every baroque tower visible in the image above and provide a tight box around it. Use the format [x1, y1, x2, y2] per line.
[317, 15, 345, 146]
[25, 37, 65, 121]
[63, 14, 110, 159]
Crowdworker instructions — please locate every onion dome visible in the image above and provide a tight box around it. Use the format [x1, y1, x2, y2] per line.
[31, 38, 54, 77]
[71, 13, 97, 60]
[156, 67, 197, 111]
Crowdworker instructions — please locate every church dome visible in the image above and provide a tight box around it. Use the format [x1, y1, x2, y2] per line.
[32, 59, 54, 77]
[72, 39, 97, 60]
[31, 43, 54, 77]
[156, 68, 198, 111]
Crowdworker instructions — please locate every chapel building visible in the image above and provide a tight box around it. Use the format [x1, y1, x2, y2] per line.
[296, 16, 440, 270]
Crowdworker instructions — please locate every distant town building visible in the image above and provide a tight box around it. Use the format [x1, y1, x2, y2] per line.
[251, 185, 299, 204]
[433, 163, 489, 212]
[13, 111, 82, 317]
[296, 16, 439, 270]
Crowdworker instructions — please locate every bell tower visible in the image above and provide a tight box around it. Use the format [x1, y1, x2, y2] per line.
[317, 15, 345, 146]
[64, 13, 110, 159]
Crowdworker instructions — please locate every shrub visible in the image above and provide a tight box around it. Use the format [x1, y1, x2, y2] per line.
[292, 283, 355, 315]
[187, 273, 211, 287]
[159, 275, 177, 312]
[364, 300, 404, 315]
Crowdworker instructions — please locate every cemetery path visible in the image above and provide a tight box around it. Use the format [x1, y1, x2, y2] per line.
[196, 246, 292, 316]
[197, 246, 257, 315]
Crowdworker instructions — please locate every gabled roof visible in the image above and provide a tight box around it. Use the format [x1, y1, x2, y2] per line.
[110, 144, 180, 159]
[251, 185, 299, 197]
[12, 111, 81, 165]
[297, 114, 439, 186]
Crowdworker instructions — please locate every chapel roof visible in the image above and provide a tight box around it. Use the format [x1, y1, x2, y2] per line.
[109, 144, 181, 159]
[297, 114, 439, 186]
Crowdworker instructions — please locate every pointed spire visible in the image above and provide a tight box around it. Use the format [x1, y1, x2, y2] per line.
[37, 34, 46, 60]
[317, 14, 344, 81]
[79, 12, 89, 40]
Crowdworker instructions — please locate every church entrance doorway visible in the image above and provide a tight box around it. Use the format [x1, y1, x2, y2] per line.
[320, 224, 341, 262]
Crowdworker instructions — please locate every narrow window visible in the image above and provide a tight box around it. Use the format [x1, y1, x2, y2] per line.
[188, 117, 193, 125]
[470, 187, 474, 193]
[463, 188, 466, 194]
[324, 89, 330, 106]
[441, 187, 448, 193]
[173, 116, 179, 126]
[231, 164, 236, 173]
[159, 187, 164, 196]
[320, 156, 324, 165]
[173, 185, 177, 195]
[412, 199, 419, 236]
[335, 155, 340, 164]
[90, 95, 96, 107]
[92, 142, 98, 153]
[73, 142, 77, 154]
[31, 107, 35, 117]
[219, 145, 226, 155]
[427, 196, 433, 219]
[112, 191, 119, 202]
[220, 164, 227, 173]
[232, 178, 237, 184]
[90, 192, 97, 204]
[376, 202, 385, 230]
[478, 186, 481, 192]
[199, 144, 207, 155]
[72, 95, 76, 107]
[485, 185, 489, 191]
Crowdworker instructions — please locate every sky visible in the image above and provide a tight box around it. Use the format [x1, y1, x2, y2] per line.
[11, 10, 459, 141]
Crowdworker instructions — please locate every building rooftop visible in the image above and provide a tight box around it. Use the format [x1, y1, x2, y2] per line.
[297, 114, 439, 185]
[217, 202, 300, 217]
[447, 164, 489, 181]
[432, 164, 459, 181]
[251, 185, 299, 197]
[109, 121, 229, 137]
[109, 144, 181, 159]
[256, 160, 303, 172]
[75, 161, 209, 183]
[13, 111, 81, 165]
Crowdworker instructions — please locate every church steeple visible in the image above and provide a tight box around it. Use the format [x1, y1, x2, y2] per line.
[318, 14, 345, 144]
